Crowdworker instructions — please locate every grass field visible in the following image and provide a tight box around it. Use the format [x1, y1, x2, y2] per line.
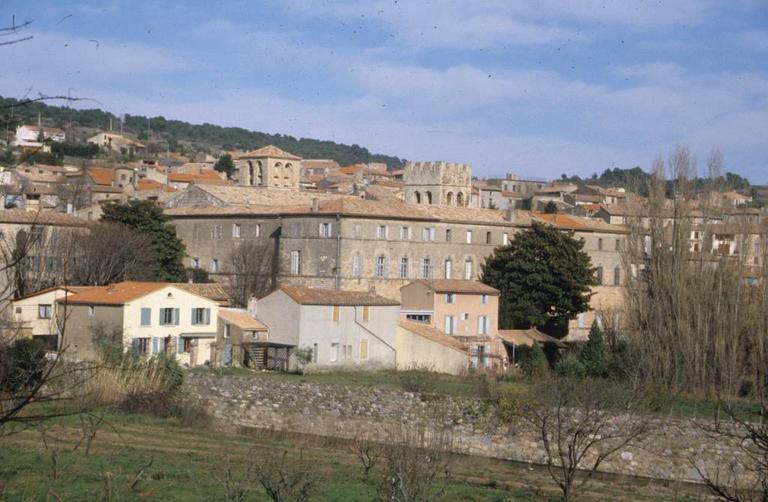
[0, 407, 710, 501]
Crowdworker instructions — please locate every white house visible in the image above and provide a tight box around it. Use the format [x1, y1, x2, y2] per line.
[253, 284, 401, 370]
[14, 125, 66, 150]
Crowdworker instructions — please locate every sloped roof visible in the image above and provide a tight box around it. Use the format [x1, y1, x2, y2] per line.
[531, 212, 628, 233]
[498, 328, 566, 348]
[234, 145, 301, 161]
[57, 281, 169, 305]
[398, 320, 467, 353]
[278, 284, 400, 306]
[174, 282, 230, 304]
[407, 279, 499, 295]
[0, 210, 87, 227]
[88, 167, 115, 186]
[218, 308, 267, 331]
[14, 285, 90, 302]
[168, 170, 226, 184]
[137, 179, 176, 192]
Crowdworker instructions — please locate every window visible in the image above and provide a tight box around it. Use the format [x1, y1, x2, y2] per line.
[423, 228, 435, 241]
[503, 232, 509, 246]
[446, 229, 452, 242]
[182, 337, 193, 353]
[615, 238, 621, 250]
[461, 312, 470, 321]
[332, 305, 340, 322]
[38, 304, 52, 319]
[140, 308, 151, 326]
[486, 231, 492, 244]
[132, 337, 150, 355]
[399, 257, 409, 278]
[480, 294, 488, 305]
[466, 230, 472, 244]
[191, 257, 200, 269]
[400, 226, 411, 240]
[312, 343, 319, 363]
[377, 225, 387, 240]
[354, 224, 362, 237]
[445, 293, 456, 304]
[330, 343, 340, 362]
[360, 339, 369, 360]
[343, 344, 352, 360]
[362, 305, 370, 322]
[290, 250, 302, 275]
[613, 266, 621, 286]
[151, 337, 166, 355]
[595, 266, 604, 284]
[444, 315, 456, 335]
[598, 238, 603, 251]
[352, 254, 362, 278]
[255, 224, 262, 237]
[160, 307, 180, 326]
[319, 222, 332, 237]
[444, 259, 452, 279]
[375, 255, 387, 278]
[232, 223, 241, 239]
[421, 258, 432, 279]
[191, 307, 211, 325]
[211, 225, 223, 240]
[478, 315, 489, 335]
[224, 324, 231, 338]
[209, 259, 219, 272]
[464, 259, 474, 280]
[88, 306, 95, 317]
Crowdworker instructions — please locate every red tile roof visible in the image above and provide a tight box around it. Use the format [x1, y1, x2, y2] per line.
[278, 284, 400, 306]
[57, 281, 169, 305]
[407, 279, 500, 295]
[88, 167, 114, 186]
[398, 320, 467, 353]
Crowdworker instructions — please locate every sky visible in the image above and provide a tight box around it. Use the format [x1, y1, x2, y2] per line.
[1, 1, 767, 182]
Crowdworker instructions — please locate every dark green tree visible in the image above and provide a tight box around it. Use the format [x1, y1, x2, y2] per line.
[0, 338, 47, 393]
[213, 153, 236, 178]
[579, 321, 607, 377]
[543, 201, 558, 213]
[101, 200, 186, 282]
[520, 343, 549, 377]
[480, 222, 597, 335]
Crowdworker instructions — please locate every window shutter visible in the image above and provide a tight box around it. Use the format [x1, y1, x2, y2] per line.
[191, 309, 196, 325]
[159, 337, 166, 352]
[176, 336, 183, 353]
[174, 308, 180, 325]
[477, 316, 482, 335]
[132, 338, 140, 354]
[152, 337, 158, 354]
[205, 308, 211, 325]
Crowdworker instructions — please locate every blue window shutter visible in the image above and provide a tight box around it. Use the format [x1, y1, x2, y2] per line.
[205, 308, 210, 325]
[132, 338, 140, 353]
[174, 308, 180, 325]
[177, 336, 183, 354]
[152, 338, 158, 354]
[191, 309, 196, 325]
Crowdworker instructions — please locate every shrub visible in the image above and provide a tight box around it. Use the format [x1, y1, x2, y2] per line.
[579, 322, 607, 377]
[397, 366, 438, 395]
[520, 343, 549, 377]
[0, 338, 47, 393]
[555, 356, 587, 379]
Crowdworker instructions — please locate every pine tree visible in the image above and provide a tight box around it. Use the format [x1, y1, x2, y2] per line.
[521, 343, 549, 377]
[579, 321, 607, 377]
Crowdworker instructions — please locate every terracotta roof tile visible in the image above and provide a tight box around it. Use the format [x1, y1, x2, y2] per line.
[532, 212, 627, 233]
[279, 284, 400, 306]
[88, 167, 114, 186]
[137, 179, 176, 192]
[218, 308, 267, 331]
[234, 145, 301, 161]
[398, 320, 467, 353]
[408, 279, 500, 295]
[498, 328, 565, 347]
[173, 282, 230, 304]
[168, 170, 226, 184]
[57, 281, 169, 305]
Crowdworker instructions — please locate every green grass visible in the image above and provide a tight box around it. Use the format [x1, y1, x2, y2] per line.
[0, 408, 705, 501]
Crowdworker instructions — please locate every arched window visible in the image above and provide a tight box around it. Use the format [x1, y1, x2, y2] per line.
[273, 162, 282, 179]
[425, 191, 433, 204]
[414, 191, 421, 204]
[375, 255, 387, 278]
[457, 192, 465, 206]
[613, 265, 621, 286]
[464, 258, 473, 280]
[256, 161, 263, 185]
[247, 161, 254, 185]
[446, 192, 454, 205]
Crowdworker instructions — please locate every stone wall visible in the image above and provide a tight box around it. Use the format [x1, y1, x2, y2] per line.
[185, 374, 753, 485]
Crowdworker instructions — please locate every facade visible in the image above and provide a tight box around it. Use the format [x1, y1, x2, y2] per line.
[395, 320, 469, 374]
[9, 286, 84, 350]
[87, 133, 146, 156]
[253, 284, 401, 371]
[400, 279, 502, 369]
[404, 161, 471, 207]
[14, 125, 66, 149]
[51, 282, 220, 366]
[232, 145, 302, 189]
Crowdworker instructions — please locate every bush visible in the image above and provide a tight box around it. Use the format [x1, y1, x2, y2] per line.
[0, 338, 47, 393]
[579, 322, 607, 377]
[555, 356, 586, 379]
[397, 366, 438, 395]
[520, 343, 549, 377]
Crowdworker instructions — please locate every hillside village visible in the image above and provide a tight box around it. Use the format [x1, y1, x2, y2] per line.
[1, 117, 766, 374]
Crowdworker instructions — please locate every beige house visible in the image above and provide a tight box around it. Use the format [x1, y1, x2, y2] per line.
[9, 286, 86, 350]
[400, 279, 502, 369]
[22, 281, 222, 365]
[87, 133, 146, 156]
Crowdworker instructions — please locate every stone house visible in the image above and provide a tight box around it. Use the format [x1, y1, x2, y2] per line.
[400, 279, 502, 369]
[47, 281, 220, 366]
[87, 133, 146, 156]
[253, 284, 401, 371]
[395, 320, 469, 374]
[211, 307, 269, 368]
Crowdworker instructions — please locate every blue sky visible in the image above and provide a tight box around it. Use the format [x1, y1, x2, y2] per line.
[2, 1, 767, 181]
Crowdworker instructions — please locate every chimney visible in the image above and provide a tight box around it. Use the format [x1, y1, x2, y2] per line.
[311, 198, 319, 213]
[247, 295, 258, 317]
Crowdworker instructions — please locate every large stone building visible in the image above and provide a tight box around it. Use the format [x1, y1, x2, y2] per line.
[404, 161, 471, 207]
[232, 145, 302, 189]
[166, 183, 627, 340]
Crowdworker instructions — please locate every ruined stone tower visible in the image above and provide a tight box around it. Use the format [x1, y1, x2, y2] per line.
[403, 161, 472, 207]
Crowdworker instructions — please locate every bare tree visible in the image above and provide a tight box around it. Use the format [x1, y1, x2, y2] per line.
[505, 376, 650, 502]
[228, 241, 274, 307]
[250, 447, 320, 502]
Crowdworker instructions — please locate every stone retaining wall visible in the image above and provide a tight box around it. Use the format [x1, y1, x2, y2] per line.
[185, 374, 751, 485]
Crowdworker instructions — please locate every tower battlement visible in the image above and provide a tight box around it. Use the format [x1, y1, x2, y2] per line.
[403, 160, 472, 207]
